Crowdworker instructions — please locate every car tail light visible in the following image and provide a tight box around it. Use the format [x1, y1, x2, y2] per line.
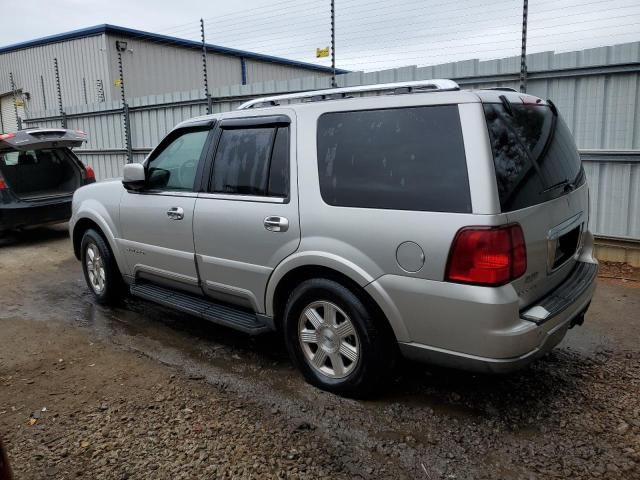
[445, 224, 527, 287]
[0, 174, 6, 190]
[83, 165, 96, 182]
[0, 132, 16, 141]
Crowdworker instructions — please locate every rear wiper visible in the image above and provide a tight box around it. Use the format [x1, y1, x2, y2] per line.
[541, 178, 575, 194]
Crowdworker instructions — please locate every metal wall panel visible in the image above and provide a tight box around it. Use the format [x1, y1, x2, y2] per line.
[583, 158, 640, 240]
[80, 153, 127, 180]
[103, 34, 332, 102]
[0, 34, 111, 115]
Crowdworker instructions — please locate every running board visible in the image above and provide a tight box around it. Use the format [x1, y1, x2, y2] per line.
[130, 282, 270, 335]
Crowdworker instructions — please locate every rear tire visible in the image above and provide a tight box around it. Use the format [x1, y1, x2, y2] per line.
[80, 229, 124, 305]
[283, 278, 396, 398]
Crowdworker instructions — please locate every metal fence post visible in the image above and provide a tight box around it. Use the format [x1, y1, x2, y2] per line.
[8, 72, 21, 130]
[117, 50, 133, 163]
[200, 18, 212, 114]
[519, 0, 529, 93]
[53, 58, 67, 128]
[40, 75, 47, 112]
[331, 0, 336, 87]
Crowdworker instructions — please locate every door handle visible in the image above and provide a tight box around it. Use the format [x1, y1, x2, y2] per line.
[167, 207, 184, 220]
[264, 216, 289, 232]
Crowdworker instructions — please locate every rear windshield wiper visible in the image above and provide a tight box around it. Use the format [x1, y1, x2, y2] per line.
[541, 178, 575, 194]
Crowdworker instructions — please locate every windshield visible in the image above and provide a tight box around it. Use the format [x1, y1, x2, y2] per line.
[484, 102, 583, 211]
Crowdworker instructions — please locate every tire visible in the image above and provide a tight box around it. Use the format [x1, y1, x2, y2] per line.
[283, 278, 396, 398]
[80, 229, 124, 305]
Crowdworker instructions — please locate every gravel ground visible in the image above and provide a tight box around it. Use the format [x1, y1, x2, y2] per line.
[1, 225, 639, 480]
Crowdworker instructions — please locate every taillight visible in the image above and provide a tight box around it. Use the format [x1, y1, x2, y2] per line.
[0, 132, 16, 141]
[0, 174, 6, 190]
[445, 224, 527, 287]
[83, 165, 96, 182]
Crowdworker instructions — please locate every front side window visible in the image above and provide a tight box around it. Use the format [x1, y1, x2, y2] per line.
[146, 129, 209, 191]
[211, 126, 290, 197]
[316, 105, 471, 213]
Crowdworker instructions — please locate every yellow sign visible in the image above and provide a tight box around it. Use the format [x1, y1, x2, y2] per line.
[113, 79, 122, 87]
[15, 100, 25, 107]
[316, 47, 330, 58]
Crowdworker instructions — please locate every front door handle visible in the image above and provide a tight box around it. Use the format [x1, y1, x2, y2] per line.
[264, 216, 289, 232]
[167, 207, 184, 220]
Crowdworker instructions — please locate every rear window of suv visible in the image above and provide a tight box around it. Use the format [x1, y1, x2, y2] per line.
[483, 101, 584, 212]
[316, 105, 471, 213]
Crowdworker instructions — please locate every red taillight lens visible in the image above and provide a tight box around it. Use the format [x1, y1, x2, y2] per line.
[0, 132, 16, 141]
[84, 165, 96, 182]
[0, 176, 6, 190]
[446, 224, 527, 287]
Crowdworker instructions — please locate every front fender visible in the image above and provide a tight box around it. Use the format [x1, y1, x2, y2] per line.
[71, 190, 129, 276]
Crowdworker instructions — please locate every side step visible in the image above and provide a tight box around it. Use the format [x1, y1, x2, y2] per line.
[130, 282, 270, 335]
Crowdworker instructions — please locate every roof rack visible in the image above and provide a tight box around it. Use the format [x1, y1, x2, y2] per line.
[484, 87, 518, 92]
[237, 79, 460, 110]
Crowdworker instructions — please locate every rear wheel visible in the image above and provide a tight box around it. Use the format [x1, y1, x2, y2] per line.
[80, 229, 123, 305]
[283, 278, 395, 398]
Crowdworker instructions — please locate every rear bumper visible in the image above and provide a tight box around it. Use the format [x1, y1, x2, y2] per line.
[0, 198, 72, 232]
[367, 259, 598, 374]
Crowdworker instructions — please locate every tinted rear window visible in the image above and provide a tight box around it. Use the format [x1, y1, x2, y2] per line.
[484, 102, 583, 211]
[316, 105, 471, 212]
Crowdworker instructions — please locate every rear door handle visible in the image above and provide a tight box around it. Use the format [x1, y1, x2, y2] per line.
[264, 216, 289, 232]
[167, 207, 184, 220]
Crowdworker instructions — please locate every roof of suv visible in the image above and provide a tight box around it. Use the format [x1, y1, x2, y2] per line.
[177, 80, 548, 128]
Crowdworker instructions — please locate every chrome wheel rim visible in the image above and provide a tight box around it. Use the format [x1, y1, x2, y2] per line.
[85, 243, 106, 294]
[298, 301, 360, 379]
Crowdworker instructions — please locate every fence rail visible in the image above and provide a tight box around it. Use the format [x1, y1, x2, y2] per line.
[22, 41, 640, 241]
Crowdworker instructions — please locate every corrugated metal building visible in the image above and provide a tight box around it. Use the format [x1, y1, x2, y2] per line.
[0, 24, 341, 126]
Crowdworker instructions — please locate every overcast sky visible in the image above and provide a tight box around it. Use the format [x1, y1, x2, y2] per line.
[1, 0, 638, 71]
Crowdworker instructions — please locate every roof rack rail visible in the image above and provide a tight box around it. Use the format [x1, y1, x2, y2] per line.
[237, 79, 460, 110]
[484, 87, 518, 92]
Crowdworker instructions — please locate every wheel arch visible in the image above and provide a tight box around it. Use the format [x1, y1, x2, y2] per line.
[267, 260, 398, 344]
[71, 209, 126, 276]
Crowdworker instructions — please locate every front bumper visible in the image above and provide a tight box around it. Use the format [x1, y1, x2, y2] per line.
[367, 260, 598, 374]
[0, 198, 72, 232]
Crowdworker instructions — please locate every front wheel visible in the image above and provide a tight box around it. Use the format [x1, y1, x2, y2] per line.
[283, 278, 395, 398]
[80, 229, 123, 305]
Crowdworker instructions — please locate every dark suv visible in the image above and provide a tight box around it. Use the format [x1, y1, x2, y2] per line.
[0, 128, 95, 233]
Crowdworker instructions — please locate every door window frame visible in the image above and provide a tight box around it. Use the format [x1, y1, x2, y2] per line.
[135, 122, 216, 196]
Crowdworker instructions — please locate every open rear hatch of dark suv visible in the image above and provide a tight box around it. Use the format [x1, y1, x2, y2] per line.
[0, 129, 88, 201]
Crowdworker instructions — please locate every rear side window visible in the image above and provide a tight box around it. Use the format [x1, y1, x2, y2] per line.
[484, 102, 583, 211]
[211, 126, 289, 197]
[316, 105, 471, 212]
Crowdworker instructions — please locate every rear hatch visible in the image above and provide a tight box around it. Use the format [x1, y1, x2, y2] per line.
[482, 93, 588, 308]
[0, 129, 87, 201]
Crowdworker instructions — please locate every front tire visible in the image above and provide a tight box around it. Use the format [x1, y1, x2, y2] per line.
[80, 229, 123, 305]
[283, 278, 395, 398]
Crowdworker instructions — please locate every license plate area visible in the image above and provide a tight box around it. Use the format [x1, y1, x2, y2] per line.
[552, 226, 581, 269]
[547, 213, 584, 272]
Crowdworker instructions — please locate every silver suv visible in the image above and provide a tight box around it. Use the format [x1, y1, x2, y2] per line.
[70, 80, 598, 397]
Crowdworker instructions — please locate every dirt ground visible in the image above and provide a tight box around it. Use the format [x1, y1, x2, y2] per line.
[1, 225, 639, 480]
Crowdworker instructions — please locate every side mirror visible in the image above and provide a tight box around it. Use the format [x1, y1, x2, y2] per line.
[122, 163, 145, 191]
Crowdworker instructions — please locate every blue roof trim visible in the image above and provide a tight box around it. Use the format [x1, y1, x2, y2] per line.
[0, 24, 349, 74]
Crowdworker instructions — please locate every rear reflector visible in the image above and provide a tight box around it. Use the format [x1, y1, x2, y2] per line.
[84, 165, 96, 182]
[446, 224, 527, 287]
